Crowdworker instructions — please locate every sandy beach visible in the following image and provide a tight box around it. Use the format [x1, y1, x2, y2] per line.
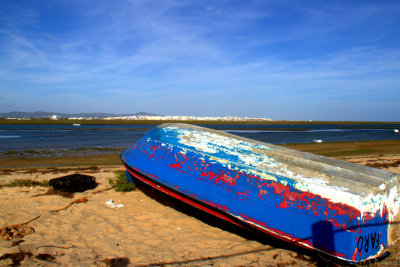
[1, 154, 400, 266]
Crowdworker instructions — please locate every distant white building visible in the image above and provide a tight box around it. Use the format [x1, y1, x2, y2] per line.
[103, 115, 273, 121]
[50, 115, 58, 120]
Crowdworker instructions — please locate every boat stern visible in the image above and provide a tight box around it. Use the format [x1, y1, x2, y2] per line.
[386, 175, 400, 245]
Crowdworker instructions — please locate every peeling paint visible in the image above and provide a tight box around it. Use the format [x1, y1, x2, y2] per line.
[155, 125, 399, 221]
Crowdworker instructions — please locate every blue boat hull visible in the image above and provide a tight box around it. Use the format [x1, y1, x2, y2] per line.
[121, 123, 400, 262]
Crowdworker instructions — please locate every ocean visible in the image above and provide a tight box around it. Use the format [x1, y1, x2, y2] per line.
[0, 123, 399, 155]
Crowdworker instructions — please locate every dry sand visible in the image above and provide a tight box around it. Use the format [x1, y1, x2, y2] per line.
[1, 155, 400, 266]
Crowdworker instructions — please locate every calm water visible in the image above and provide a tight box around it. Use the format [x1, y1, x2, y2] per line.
[0, 123, 399, 152]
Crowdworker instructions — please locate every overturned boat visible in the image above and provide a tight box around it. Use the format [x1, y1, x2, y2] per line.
[121, 123, 400, 262]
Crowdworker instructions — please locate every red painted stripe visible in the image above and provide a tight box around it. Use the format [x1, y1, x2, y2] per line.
[125, 165, 244, 228]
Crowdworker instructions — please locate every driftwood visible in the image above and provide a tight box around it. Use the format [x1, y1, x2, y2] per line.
[50, 197, 88, 212]
[0, 215, 40, 240]
[1, 197, 89, 240]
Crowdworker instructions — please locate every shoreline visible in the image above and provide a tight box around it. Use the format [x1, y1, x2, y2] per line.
[1, 140, 400, 169]
[1, 118, 399, 125]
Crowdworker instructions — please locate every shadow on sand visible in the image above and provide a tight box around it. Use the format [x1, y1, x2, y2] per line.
[133, 179, 392, 266]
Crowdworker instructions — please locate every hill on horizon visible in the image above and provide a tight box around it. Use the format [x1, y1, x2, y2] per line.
[0, 111, 159, 119]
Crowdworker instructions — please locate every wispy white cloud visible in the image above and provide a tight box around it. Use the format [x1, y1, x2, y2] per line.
[0, 0, 399, 120]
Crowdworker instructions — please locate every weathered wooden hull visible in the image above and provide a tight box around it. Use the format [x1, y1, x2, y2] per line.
[121, 123, 400, 262]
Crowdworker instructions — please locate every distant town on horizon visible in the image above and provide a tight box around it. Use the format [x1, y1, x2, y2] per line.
[0, 111, 273, 122]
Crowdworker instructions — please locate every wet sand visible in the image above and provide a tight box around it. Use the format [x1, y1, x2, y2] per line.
[1, 154, 400, 266]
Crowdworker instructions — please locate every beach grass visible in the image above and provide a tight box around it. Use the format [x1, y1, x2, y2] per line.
[0, 179, 48, 188]
[109, 171, 136, 192]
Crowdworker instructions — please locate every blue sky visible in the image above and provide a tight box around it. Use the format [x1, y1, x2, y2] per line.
[0, 0, 399, 121]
